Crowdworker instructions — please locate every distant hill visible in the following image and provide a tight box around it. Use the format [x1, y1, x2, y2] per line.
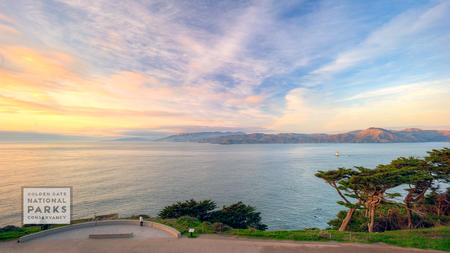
[195, 128, 450, 144]
[156, 131, 245, 142]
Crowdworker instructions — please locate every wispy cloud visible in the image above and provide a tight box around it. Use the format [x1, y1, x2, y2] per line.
[0, 0, 449, 135]
[306, 1, 450, 83]
[342, 79, 450, 101]
[0, 13, 15, 24]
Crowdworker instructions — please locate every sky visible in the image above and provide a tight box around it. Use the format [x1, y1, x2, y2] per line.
[0, 0, 449, 137]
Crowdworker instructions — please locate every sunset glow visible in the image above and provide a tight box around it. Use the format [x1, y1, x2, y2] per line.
[1, 0, 449, 137]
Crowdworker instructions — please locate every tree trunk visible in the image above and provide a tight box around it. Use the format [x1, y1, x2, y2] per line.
[368, 205, 375, 233]
[436, 195, 443, 226]
[367, 194, 382, 233]
[404, 190, 414, 229]
[405, 201, 413, 229]
[403, 184, 429, 229]
[339, 207, 355, 232]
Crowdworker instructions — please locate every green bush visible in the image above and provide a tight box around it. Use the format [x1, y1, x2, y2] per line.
[211, 222, 231, 232]
[159, 200, 267, 230]
[0, 226, 23, 233]
[317, 230, 330, 239]
[176, 216, 201, 227]
[159, 199, 216, 221]
[200, 221, 212, 233]
[207, 201, 267, 230]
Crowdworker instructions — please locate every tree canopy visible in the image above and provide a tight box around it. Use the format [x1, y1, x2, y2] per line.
[159, 199, 216, 221]
[159, 199, 267, 230]
[315, 147, 449, 232]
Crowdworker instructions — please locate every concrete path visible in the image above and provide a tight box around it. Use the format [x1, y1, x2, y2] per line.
[27, 224, 172, 241]
[0, 234, 445, 253]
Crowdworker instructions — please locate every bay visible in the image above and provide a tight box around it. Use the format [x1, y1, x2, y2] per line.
[0, 141, 448, 229]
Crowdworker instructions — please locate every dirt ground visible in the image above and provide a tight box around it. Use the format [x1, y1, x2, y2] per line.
[0, 234, 445, 253]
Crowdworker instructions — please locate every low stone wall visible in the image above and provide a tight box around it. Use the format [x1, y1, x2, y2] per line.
[147, 221, 181, 238]
[18, 220, 181, 243]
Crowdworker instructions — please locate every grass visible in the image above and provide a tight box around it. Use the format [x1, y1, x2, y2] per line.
[145, 217, 215, 237]
[0, 218, 93, 241]
[2, 218, 449, 251]
[0, 226, 41, 241]
[142, 217, 450, 251]
[227, 226, 450, 251]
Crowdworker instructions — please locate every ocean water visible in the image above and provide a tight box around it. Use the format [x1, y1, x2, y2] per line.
[0, 141, 448, 229]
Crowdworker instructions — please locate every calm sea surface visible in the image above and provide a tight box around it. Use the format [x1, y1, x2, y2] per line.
[0, 142, 448, 229]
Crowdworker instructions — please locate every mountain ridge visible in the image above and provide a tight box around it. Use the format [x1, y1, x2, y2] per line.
[156, 131, 245, 142]
[158, 128, 450, 144]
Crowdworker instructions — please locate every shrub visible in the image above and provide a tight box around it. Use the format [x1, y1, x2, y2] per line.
[176, 216, 201, 227]
[200, 221, 212, 233]
[0, 226, 23, 232]
[317, 230, 330, 239]
[159, 199, 216, 221]
[40, 224, 50, 230]
[211, 222, 231, 232]
[207, 201, 267, 230]
[159, 200, 267, 230]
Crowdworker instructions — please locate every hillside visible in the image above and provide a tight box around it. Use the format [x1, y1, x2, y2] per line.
[160, 128, 450, 144]
[156, 131, 245, 142]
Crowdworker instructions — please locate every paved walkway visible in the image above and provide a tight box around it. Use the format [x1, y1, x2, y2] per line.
[22, 224, 172, 241]
[0, 234, 444, 253]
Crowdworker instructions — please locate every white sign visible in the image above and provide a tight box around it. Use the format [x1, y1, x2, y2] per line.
[188, 228, 195, 233]
[22, 187, 71, 224]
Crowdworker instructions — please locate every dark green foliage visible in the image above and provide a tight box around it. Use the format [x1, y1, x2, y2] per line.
[176, 216, 201, 227]
[158, 199, 216, 220]
[316, 165, 407, 232]
[159, 200, 267, 230]
[425, 148, 450, 182]
[330, 191, 450, 233]
[207, 201, 268, 230]
[210, 222, 231, 232]
[316, 147, 450, 232]
[327, 210, 368, 232]
[40, 224, 50, 230]
[419, 189, 450, 223]
[0, 225, 23, 233]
